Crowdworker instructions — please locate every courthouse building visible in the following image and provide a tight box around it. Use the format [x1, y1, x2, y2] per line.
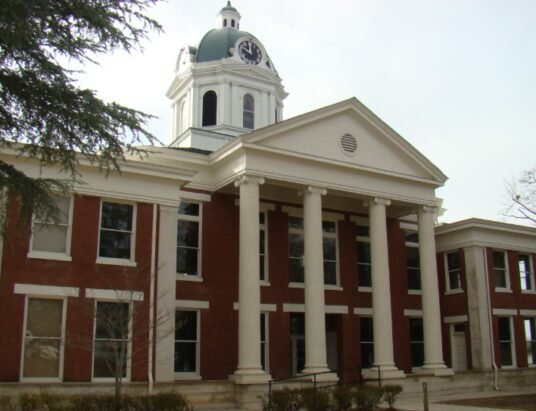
[0, 2, 535, 406]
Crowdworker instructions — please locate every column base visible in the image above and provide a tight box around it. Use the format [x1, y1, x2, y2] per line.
[413, 364, 454, 377]
[362, 365, 406, 380]
[299, 369, 339, 383]
[230, 368, 272, 385]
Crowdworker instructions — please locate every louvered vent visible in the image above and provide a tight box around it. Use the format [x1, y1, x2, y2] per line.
[340, 133, 357, 156]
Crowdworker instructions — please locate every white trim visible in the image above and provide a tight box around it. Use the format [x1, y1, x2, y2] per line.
[20, 296, 67, 382]
[354, 307, 373, 316]
[444, 315, 469, 324]
[177, 200, 203, 279]
[178, 190, 211, 203]
[520, 309, 536, 316]
[85, 288, 144, 302]
[444, 289, 464, 296]
[492, 250, 511, 292]
[358, 286, 372, 293]
[326, 305, 349, 314]
[14, 283, 79, 298]
[444, 250, 463, 293]
[96, 257, 137, 267]
[408, 290, 422, 296]
[404, 309, 423, 317]
[176, 299, 210, 309]
[233, 302, 276, 312]
[518, 253, 535, 293]
[492, 308, 518, 316]
[282, 303, 348, 314]
[174, 309, 201, 380]
[176, 274, 204, 282]
[27, 251, 73, 262]
[400, 222, 418, 231]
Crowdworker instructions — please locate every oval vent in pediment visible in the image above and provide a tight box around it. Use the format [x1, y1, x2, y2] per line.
[340, 133, 357, 156]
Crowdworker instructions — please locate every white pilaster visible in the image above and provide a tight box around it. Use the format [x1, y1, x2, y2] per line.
[191, 86, 200, 128]
[365, 197, 405, 379]
[418, 206, 453, 376]
[232, 174, 270, 384]
[155, 205, 178, 382]
[302, 186, 335, 381]
[223, 81, 232, 127]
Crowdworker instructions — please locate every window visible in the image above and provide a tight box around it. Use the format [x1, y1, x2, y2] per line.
[498, 317, 515, 367]
[99, 201, 135, 261]
[323, 221, 338, 286]
[288, 217, 304, 283]
[202, 90, 217, 126]
[177, 202, 202, 277]
[175, 311, 199, 376]
[493, 251, 509, 290]
[260, 212, 267, 282]
[231, 19, 235, 28]
[525, 318, 536, 366]
[243, 93, 255, 129]
[405, 231, 420, 291]
[446, 251, 462, 291]
[360, 317, 374, 368]
[261, 313, 268, 371]
[519, 254, 534, 291]
[356, 225, 371, 289]
[22, 298, 64, 380]
[223, 18, 227, 27]
[410, 318, 424, 367]
[93, 301, 130, 379]
[30, 196, 72, 258]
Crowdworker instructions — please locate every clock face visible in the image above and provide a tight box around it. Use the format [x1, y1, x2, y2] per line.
[237, 40, 262, 65]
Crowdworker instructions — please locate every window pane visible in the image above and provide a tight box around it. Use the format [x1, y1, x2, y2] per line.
[93, 341, 127, 378]
[289, 234, 304, 257]
[178, 202, 199, 216]
[260, 255, 265, 281]
[23, 339, 60, 378]
[408, 268, 421, 290]
[101, 202, 133, 231]
[495, 269, 507, 288]
[357, 242, 371, 264]
[322, 221, 336, 233]
[175, 342, 197, 372]
[243, 94, 254, 111]
[33, 224, 68, 253]
[26, 299, 63, 338]
[95, 302, 129, 340]
[99, 230, 131, 259]
[358, 264, 372, 288]
[55, 196, 71, 224]
[259, 230, 265, 254]
[405, 231, 419, 243]
[356, 225, 369, 237]
[406, 247, 420, 267]
[288, 217, 303, 229]
[499, 342, 513, 366]
[447, 252, 460, 271]
[176, 248, 198, 275]
[175, 311, 197, 340]
[498, 317, 511, 341]
[323, 237, 336, 261]
[360, 317, 373, 341]
[324, 261, 337, 285]
[289, 258, 304, 282]
[177, 221, 199, 248]
[449, 271, 461, 289]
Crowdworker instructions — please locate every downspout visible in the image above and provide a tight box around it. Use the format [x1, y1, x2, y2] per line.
[148, 203, 157, 394]
[482, 247, 499, 390]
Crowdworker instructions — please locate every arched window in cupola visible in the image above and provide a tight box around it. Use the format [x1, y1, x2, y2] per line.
[223, 19, 227, 27]
[243, 94, 255, 129]
[202, 91, 217, 126]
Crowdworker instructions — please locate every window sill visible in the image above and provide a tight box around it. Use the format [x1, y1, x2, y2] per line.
[495, 288, 513, 293]
[358, 286, 372, 293]
[521, 290, 536, 295]
[174, 373, 201, 380]
[445, 289, 464, 295]
[176, 274, 204, 282]
[27, 251, 72, 262]
[96, 257, 136, 267]
[324, 285, 343, 291]
[21, 377, 62, 383]
[408, 289, 422, 295]
[92, 377, 130, 383]
[289, 282, 304, 288]
[260, 281, 271, 287]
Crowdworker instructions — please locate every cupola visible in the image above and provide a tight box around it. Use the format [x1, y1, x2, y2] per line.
[217, 1, 241, 30]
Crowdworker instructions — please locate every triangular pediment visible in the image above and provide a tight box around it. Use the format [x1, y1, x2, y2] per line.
[243, 98, 446, 185]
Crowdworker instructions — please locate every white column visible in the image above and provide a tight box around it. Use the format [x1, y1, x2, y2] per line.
[223, 81, 232, 127]
[191, 86, 200, 127]
[155, 205, 178, 382]
[302, 186, 328, 375]
[232, 175, 270, 384]
[366, 197, 404, 379]
[418, 206, 453, 376]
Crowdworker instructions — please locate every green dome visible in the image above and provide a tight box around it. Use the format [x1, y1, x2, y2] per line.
[195, 28, 258, 63]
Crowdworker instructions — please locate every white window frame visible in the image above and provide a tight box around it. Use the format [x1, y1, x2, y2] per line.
[519, 254, 535, 293]
[322, 217, 341, 288]
[28, 195, 73, 262]
[260, 210, 269, 284]
[359, 315, 374, 370]
[287, 212, 304, 286]
[174, 309, 201, 380]
[444, 250, 463, 294]
[356, 225, 371, 292]
[176, 201, 203, 281]
[497, 316, 516, 368]
[91, 300, 133, 382]
[20, 296, 67, 382]
[524, 317, 536, 366]
[261, 312, 269, 372]
[242, 93, 255, 129]
[492, 250, 511, 292]
[96, 199, 137, 267]
[405, 229, 421, 295]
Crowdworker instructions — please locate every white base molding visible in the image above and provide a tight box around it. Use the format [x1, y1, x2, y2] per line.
[230, 370, 272, 385]
[362, 366, 406, 380]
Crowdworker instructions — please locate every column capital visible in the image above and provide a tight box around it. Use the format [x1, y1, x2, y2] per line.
[303, 185, 327, 196]
[364, 197, 391, 207]
[234, 174, 265, 188]
[419, 205, 438, 214]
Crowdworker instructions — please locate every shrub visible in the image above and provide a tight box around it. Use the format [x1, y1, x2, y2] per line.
[0, 396, 17, 411]
[135, 392, 193, 411]
[18, 393, 40, 411]
[261, 388, 300, 411]
[354, 385, 383, 411]
[332, 384, 355, 411]
[299, 387, 331, 411]
[382, 385, 402, 410]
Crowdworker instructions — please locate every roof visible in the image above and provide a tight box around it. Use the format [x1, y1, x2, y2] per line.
[196, 28, 258, 63]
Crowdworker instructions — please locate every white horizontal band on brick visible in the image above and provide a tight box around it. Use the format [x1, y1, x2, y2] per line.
[492, 308, 518, 316]
[178, 190, 211, 203]
[520, 309, 536, 316]
[326, 305, 348, 314]
[404, 309, 423, 317]
[14, 283, 79, 298]
[282, 303, 348, 314]
[400, 222, 418, 231]
[85, 288, 144, 302]
[443, 315, 468, 323]
[354, 307, 373, 316]
[176, 299, 210, 309]
[233, 303, 276, 312]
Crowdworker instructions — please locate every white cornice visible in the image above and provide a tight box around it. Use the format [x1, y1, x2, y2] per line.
[436, 218, 536, 237]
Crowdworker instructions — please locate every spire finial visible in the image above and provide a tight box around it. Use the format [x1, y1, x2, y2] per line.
[227, 1, 232, 6]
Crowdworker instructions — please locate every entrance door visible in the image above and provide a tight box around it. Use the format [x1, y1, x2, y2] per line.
[450, 323, 467, 371]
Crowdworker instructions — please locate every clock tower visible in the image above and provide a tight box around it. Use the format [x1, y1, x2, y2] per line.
[167, 2, 288, 152]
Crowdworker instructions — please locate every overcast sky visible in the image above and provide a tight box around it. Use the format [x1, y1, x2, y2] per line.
[76, 0, 536, 225]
